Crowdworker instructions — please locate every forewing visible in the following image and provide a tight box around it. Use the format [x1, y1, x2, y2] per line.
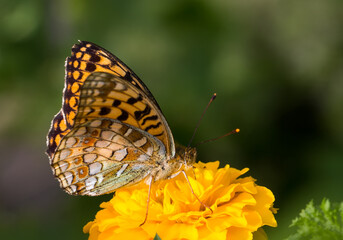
[75, 72, 174, 156]
[51, 118, 166, 196]
[47, 41, 175, 159]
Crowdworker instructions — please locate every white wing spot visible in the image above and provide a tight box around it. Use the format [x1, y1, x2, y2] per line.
[64, 171, 73, 185]
[90, 119, 102, 127]
[60, 149, 71, 160]
[112, 135, 130, 146]
[108, 142, 123, 151]
[124, 128, 132, 137]
[98, 148, 113, 158]
[116, 164, 129, 177]
[74, 126, 87, 136]
[85, 176, 97, 190]
[58, 162, 69, 172]
[110, 122, 123, 132]
[113, 148, 128, 161]
[69, 184, 77, 193]
[137, 154, 149, 161]
[89, 162, 102, 175]
[65, 137, 77, 147]
[84, 146, 95, 152]
[83, 153, 97, 163]
[97, 174, 104, 184]
[134, 137, 147, 147]
[146, 146, 153, 156]
[113, 82, 126, 91]
[95, 140, 111, 148]
[101, 130, 116, 140]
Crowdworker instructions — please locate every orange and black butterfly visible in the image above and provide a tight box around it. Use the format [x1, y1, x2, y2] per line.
[46, 41, 197, 198]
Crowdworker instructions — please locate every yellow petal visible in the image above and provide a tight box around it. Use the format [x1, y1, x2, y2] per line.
[227, 227, 252, 240]
[157, 222, 199, 240]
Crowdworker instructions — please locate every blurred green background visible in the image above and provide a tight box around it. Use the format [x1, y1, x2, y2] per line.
[1, 0, 342, 239]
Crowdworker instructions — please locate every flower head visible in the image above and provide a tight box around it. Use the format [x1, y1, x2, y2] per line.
[84, 161, 277, 240]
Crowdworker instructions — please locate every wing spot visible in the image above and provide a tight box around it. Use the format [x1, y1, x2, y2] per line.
[76, 52, 82, 58]
[73, 60, 79, 68]
[91, 130, 99, 137]
[60, 149, 72, 160]
[89, 162, 102, 175]
[146, 146, 153, 156]
[89, 54, 101, 62]
[64, 171, 74, 185]
[113, 148, 128, 161]
[84, 146, 95, 152]
[134, 105, 151, 120]
[95, 140, 111, 148]
[110, 122, 123, 131]
[78, 166, 88, 178]
[58, 162, 69, 172]
[116, 164, 129, 177]
[124, 128, 132, 137]
[154, 132, 164, 137]
[99, 107, 111, 115]
[85, 176, 97, 191]
[101, 130, 116, 140]
[145, 122, 162, 132]
[134, 137, 147, 147]
[82, 137, 96, 146]
[117, 110, 128, 121]
[112, 99, 121, 107]
[89, 119, 102, 127]
[98, 148, 113, 158]
[73, 71, 80, 80]
[137, 154, 149, 161]
[74, 156, 83, 164]
[83, 153, 97, 163]
[127, 97, 138, 105]
[65, 137, 77, 147]
[69, 185, 77, 193]
[141, 115, 158, 125]
[86, 62, 96, 72]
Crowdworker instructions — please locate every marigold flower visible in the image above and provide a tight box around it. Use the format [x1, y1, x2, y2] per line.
[83, 161, 277, 240]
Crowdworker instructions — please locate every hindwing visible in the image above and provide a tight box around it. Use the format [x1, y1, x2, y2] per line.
[52, 118, 166, 196]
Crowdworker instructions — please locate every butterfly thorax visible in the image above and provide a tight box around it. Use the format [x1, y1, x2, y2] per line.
[153, 144, 197, 182]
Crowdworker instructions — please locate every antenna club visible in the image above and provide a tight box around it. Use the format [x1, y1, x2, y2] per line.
[235, 128, 240, 133]
[212, 93, 217, 100]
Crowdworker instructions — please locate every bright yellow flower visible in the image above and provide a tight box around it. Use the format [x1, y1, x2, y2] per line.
[84, 161, 277, 240]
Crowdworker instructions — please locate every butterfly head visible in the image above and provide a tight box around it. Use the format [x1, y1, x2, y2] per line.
[184, 147, 197, 167]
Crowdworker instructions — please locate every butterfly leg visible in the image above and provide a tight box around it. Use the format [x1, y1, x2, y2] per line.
[181, 170, 213, 214]
[140, 175, 153, 226]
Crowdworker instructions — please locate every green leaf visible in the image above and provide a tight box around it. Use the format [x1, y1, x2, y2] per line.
[286, 198, 343, 240]
[154, 233, 162, 240]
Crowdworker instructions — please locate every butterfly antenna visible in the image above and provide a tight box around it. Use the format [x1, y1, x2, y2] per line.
[195, 128, 240, 146]
[188, 93, 217, 147]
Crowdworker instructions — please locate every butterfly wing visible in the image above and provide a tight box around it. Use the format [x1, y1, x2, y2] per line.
[52, 118, 166, 196]
[47, 41, 175, 159]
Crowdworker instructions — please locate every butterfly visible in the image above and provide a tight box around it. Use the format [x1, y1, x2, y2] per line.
[46, 41, 201, 221]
